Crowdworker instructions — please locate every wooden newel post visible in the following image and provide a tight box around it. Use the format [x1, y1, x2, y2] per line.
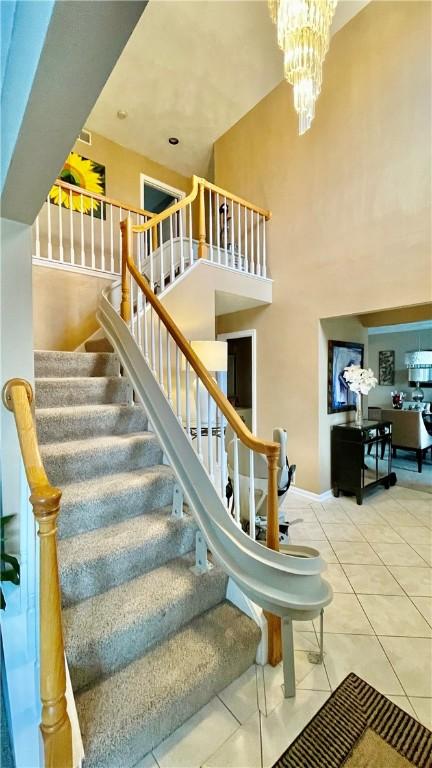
[120, 217, 132, 323]
[265, 450, 282, 666]
[198, 182, 207, 259]
[31, 486, 73, 768]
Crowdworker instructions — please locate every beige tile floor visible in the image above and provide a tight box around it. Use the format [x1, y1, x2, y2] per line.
[141, 485, 431, 768]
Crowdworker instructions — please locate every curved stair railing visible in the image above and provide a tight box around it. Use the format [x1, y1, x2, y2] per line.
[97, 200, 332, 687]
[2, 379, 73, 768]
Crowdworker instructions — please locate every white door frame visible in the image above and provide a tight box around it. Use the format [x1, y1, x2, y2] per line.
[217, 329, 257, 435]
[140, 173, 185, 210]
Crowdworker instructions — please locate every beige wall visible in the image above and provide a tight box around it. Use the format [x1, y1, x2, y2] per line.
[368, 328, 432, 407]
[71, 131, 190, 208]
[33, 266, 112, 350]
[215, 2, 431, 492]
[33, 133, 191, 350]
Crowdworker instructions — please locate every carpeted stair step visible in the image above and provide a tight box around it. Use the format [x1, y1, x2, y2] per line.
[58, 465, 175, 540]
[85, 338, 114, 353]
[42, 433, 163, 484]
[75, 601, 261, 768]
[35, 376, 131, 408]
[59, 507, 193, 606]
[35, 350, 119, 378]
[64, 553, 228, 691]
[36, 404, 148, 444]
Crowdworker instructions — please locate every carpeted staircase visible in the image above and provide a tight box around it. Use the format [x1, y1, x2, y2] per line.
[34, 349, 260, 768]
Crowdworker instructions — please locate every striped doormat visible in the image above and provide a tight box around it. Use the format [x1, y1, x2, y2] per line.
[272, 673, 432, 768]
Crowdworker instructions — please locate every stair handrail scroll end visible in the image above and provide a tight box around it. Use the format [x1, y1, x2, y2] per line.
[2, 378, 73, 768]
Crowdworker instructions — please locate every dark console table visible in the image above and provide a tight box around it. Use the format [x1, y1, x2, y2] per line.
[331, 420, 396, 505]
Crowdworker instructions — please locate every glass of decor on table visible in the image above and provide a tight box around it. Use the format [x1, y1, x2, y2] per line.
[391, 391, 405, 409]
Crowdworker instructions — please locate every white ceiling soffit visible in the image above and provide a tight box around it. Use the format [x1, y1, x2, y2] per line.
[87, 0, 370, 178]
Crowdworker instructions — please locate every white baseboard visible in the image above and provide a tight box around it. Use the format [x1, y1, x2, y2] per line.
[290, 486, 334, 503]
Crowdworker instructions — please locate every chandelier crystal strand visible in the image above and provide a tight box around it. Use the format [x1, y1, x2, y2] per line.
[268, 0, 338, 134]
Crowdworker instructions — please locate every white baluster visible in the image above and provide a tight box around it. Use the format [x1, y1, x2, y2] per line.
[237, 203, 241, 271]
[100, 200, 104, 271]
[176, 347, 181, 421]
[223, 196, 228, 266]
[254, 212, 259, 276]
[159, 221, 165, 292]
[250, 210, 254, 275]
[136, 219, 142, 351]
[47, 195, 52, 260]
[35, 215, 40, 259]
[209, 191, 213, 262]
[207, 392, 214, 481]
[249, 449, 256, 540]
[188, 204, 193, 264]
[185, 360, 191, 438]
[233, 434, 240, 525]
[78, 195, 84, 266]
[220, 411, 227, 503]
[196, 375, 202, 460]
[262, 216, 267, 278]
[216, 192, 221, 264]
[169, 215, 175, 281]
[69, 190, 75, 265]
[166, 329, 172, 406]
[143, 295, 148, 361]
[130, 271, 135, 337]
[58, 185, 64, 262]
[150, 226, 155, 291]
[230, 197, 235, 269]
[110, 205, 114, 273]
[118, 207, 123, 275]
[158, 316, 163, 386]
[244, 206, 248, 272]
[150, 306, 156, 372]
[179, 209, 184, 273]
[90, 201, 95, 269]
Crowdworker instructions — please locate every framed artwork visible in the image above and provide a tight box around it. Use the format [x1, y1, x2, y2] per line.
[328, 340, 364, 413]
[379, 350, 395, 385]
[49, 151, 106, 218]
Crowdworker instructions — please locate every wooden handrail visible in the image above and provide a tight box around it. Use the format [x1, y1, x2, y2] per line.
[120, 215, 281, 661]
[2, 379, 73, 768]
[131, 176, 200, 233]
[200, 178, 271, 220]
[53, 177, 155, 220]
[121, 218, 278, 460]
[128, 174, 271, 235]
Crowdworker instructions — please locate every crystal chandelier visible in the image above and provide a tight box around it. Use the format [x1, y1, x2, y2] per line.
[268, 0, 338, 134]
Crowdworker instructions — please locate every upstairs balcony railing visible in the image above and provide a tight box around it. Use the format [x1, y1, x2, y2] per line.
[32, 176, 271, 286]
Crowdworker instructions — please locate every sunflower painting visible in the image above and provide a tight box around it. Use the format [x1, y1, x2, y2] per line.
[49, 152, 106, 218]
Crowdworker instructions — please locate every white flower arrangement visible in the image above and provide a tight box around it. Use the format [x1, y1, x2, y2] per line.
[343, 365, 378, 395]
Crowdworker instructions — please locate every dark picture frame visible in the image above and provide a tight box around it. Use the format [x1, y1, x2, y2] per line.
[328, 340, 364, 414]
[378, 350, 395, 385]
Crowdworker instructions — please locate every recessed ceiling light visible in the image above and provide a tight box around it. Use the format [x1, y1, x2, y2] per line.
[117, 110, 128, 120]
[168, 137, 179, 145]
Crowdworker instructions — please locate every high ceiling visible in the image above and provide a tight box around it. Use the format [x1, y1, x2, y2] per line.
[87, 0, 370, 178]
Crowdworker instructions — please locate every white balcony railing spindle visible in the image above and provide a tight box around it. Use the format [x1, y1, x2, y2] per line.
[209, 190, 213, 262]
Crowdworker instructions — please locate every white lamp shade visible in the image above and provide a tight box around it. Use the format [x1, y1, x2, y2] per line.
[191, 340, 228, 372]
[404, 350, 432, 367]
